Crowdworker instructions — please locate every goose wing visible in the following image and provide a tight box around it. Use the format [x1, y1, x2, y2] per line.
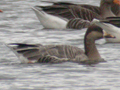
[80, 5, 100, 15]
[51, 1, 120, 16]
[7, 43, 84, 63]
[41, 1, 100, 14]
[37, 2, 102, 21]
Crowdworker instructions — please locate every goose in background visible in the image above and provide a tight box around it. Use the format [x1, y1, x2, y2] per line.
[32, 0, 120, 29]
[92, 17, 120, 43]
[40, 0, 119, 19]
[7, 25, 114, 65]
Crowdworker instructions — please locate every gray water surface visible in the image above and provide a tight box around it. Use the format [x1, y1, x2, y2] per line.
[0, 0, 120, 90]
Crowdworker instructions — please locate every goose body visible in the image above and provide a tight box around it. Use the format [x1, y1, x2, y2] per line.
[92, 17, 120, 43]
[32, 0, 119, 29]
[7, 25, 114, 64]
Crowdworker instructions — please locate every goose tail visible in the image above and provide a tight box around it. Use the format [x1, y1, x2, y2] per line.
[32, 6, 48, 20]
[6, 43, 42, 63]
[32, 6, 67, 29]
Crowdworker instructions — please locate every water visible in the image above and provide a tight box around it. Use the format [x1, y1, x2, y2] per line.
[0, 0, 120, 90]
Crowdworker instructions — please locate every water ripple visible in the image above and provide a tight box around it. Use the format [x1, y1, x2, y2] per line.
[0, 0, 120, 90]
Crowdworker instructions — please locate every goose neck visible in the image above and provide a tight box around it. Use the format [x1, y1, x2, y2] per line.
[84, 37, 101, 61]
[100, 1, 115, 18]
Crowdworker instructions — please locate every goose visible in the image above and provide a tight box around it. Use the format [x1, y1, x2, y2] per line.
[32, 0, 120, 29]
[92, 17, 120, 43]
[7, 25, 114, 65]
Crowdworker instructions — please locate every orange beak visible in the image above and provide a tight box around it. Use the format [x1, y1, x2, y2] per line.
[103, 31, 116, 38]
[0, 10, 3, 12]
[114, 0, 120, 5]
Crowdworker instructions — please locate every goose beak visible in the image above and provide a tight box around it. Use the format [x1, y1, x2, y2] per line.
[103, 31, 116, 38]
[114, 0, 120, 5]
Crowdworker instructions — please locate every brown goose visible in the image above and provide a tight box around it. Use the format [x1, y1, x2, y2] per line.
[7, 25, 114, 64]
[32, 0, 120, 29]
[41, 0, 120, 16]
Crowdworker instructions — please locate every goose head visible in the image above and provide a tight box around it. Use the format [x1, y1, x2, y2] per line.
[85, 25, 104, 41]
[85, 25, 115, 40]
[81, 25, 114, 64]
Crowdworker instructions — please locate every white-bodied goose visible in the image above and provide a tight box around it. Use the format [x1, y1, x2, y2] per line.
[92, 17, 120, 43]
[7, 25, 114, 65]
[32, 0, 120, 29]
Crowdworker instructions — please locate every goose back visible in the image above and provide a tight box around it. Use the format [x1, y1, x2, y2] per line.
[8, 43, 88, 63]
[39, 1, 120, 19]
[38, 3, 102, 21]
[80, 5, 100, 15]
[41, 1, 101, 14]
